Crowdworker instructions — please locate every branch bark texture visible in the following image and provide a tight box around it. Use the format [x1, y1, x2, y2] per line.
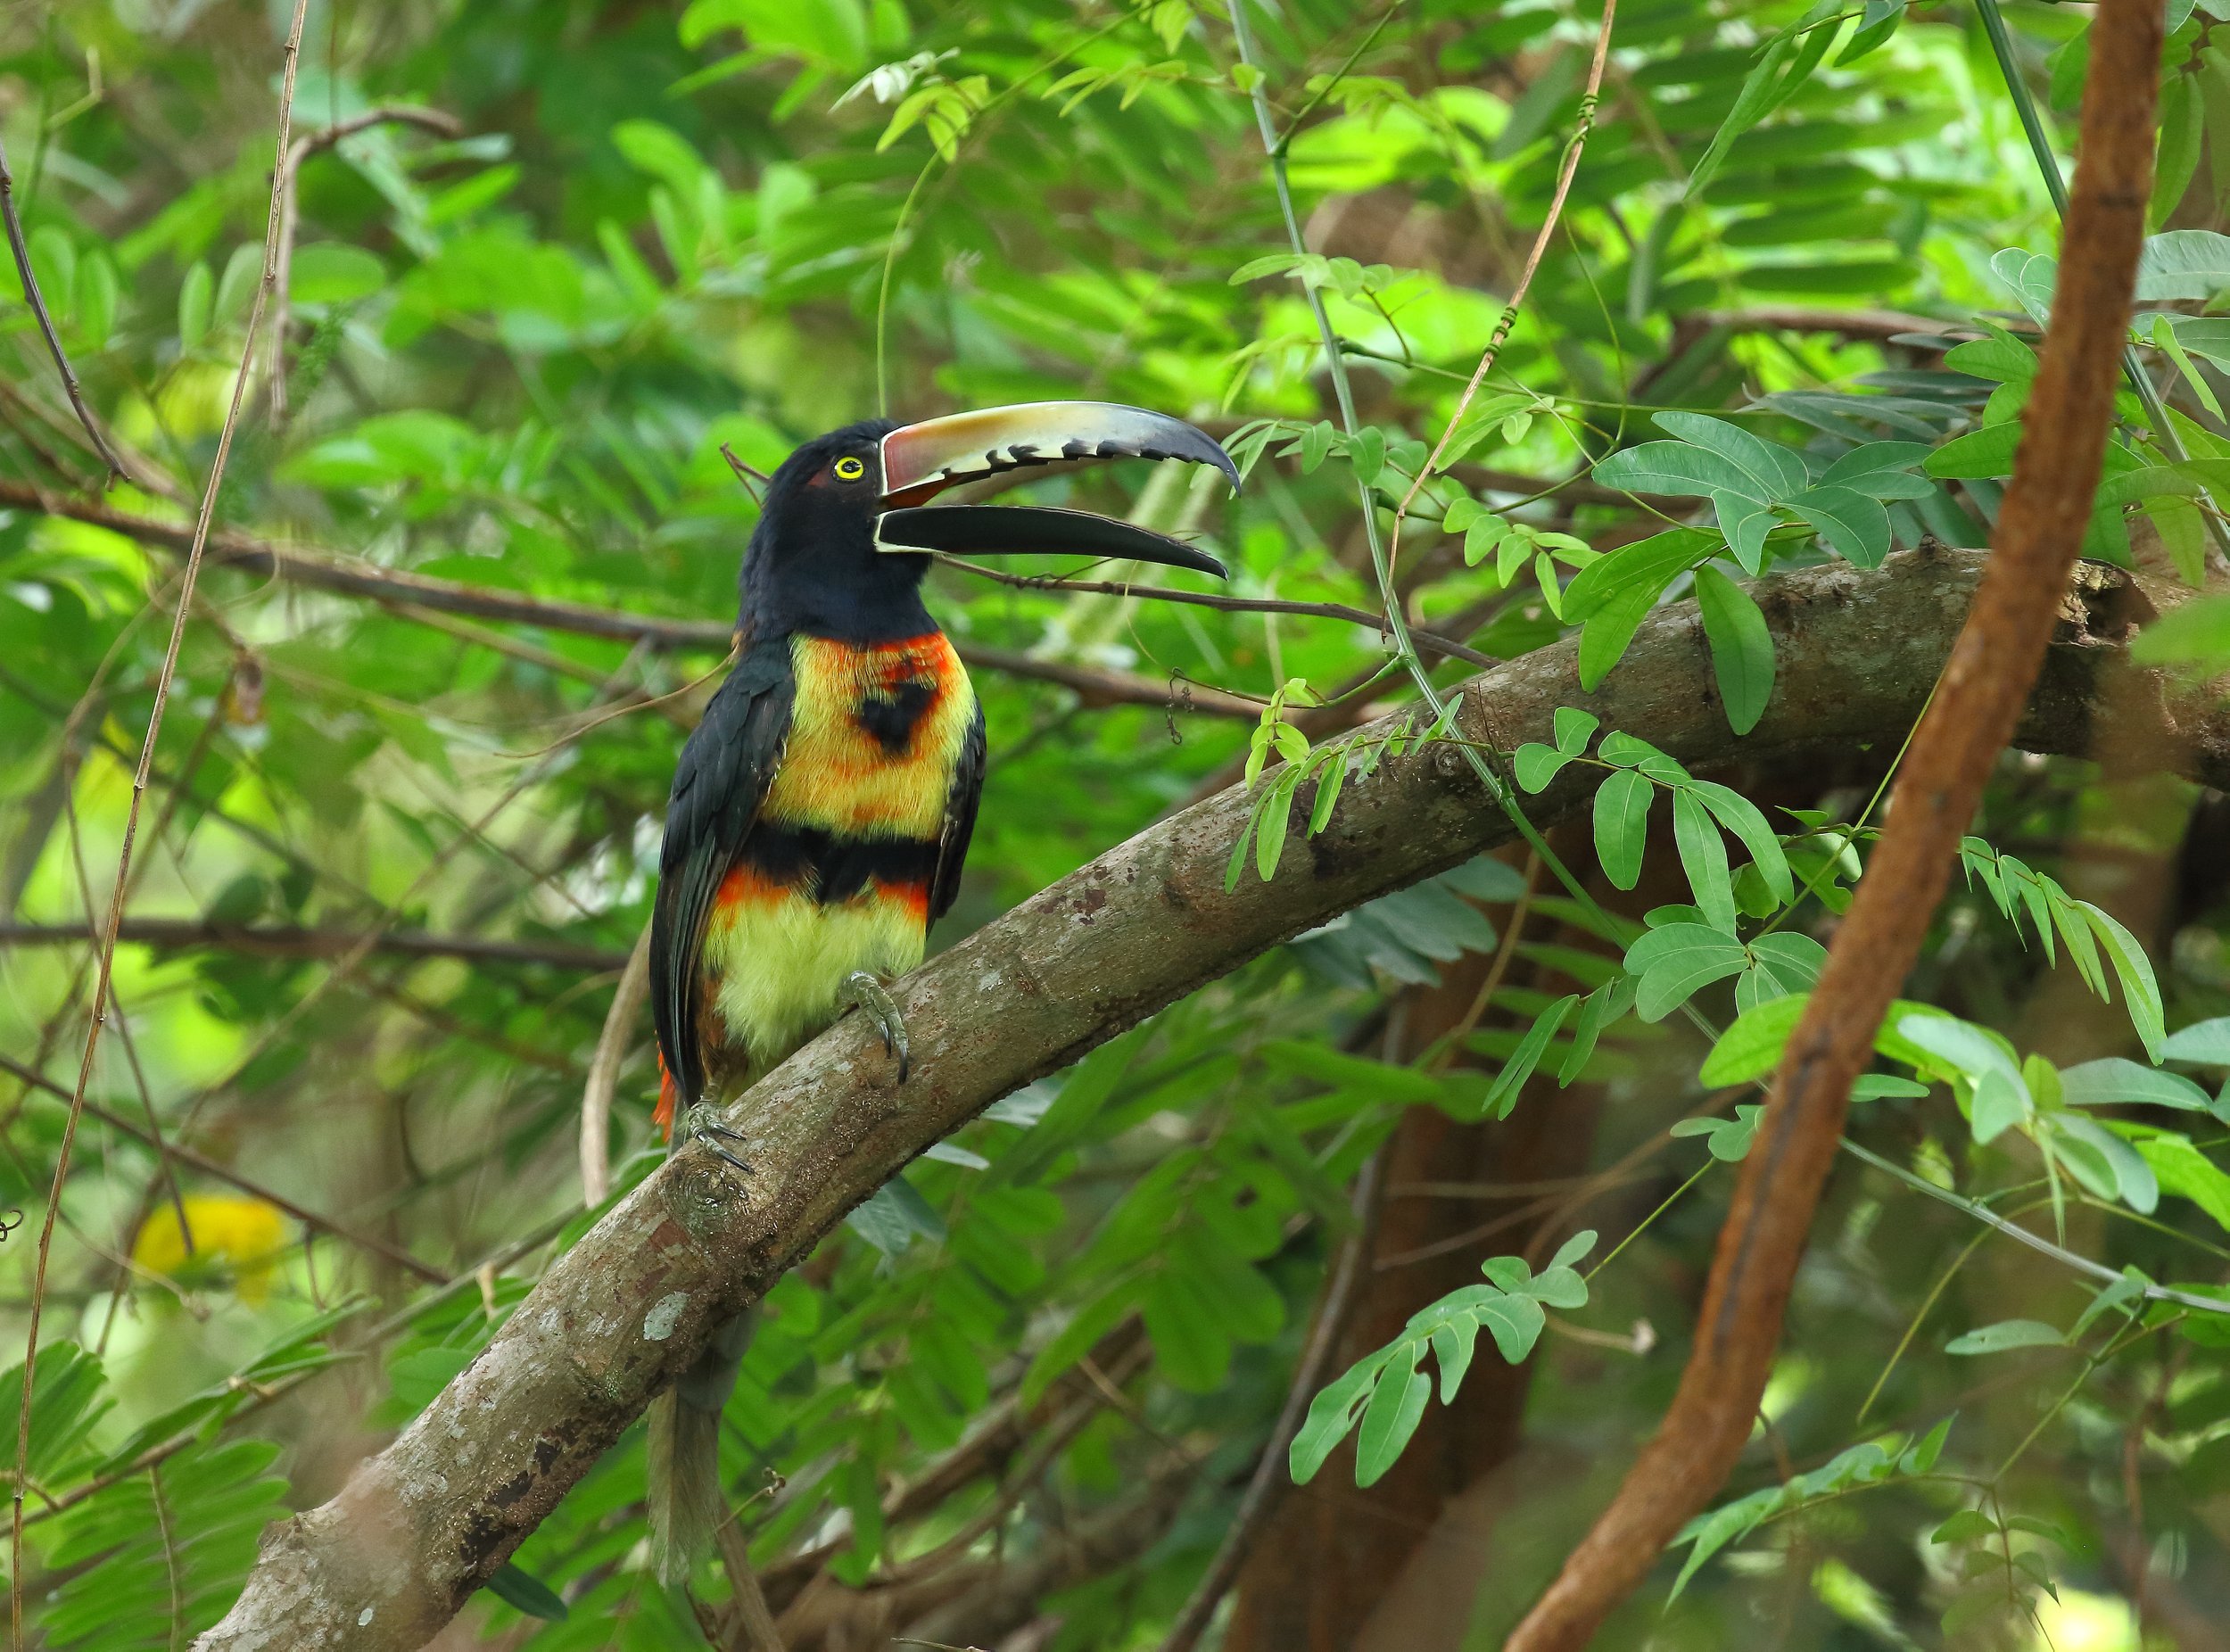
[200, 539, 2211, 1647]
[1503, 8, 2160, 1646]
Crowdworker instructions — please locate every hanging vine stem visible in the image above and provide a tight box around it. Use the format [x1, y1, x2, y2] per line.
[8, 4, 313, 1642]
[1226, 0, 1619, 927]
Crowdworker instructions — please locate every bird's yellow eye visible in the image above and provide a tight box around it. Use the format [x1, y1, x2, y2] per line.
[833, 456, 866, 482]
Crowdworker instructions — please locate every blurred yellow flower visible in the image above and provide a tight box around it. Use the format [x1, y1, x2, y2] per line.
[132, 1194, 290, 1304]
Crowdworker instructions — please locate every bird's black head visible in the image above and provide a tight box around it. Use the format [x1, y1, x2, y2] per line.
[738, 402, 1240, 643]
[740, 417, 913, 642]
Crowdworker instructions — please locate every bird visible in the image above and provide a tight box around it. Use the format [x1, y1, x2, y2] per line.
[644, 401, 1240, 1588]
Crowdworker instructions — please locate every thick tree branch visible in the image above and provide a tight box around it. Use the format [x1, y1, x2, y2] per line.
[198, 542, 2222, 1650]
[1502, 7, 2160, 1645]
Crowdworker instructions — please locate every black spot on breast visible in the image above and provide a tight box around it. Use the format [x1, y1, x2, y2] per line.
[855, 678, 937, 755]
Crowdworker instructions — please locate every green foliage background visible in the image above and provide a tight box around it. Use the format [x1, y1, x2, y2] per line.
[4, 0, 2230, 1646]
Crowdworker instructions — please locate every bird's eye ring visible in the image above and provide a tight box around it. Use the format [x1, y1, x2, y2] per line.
[833, 456, 866, 482]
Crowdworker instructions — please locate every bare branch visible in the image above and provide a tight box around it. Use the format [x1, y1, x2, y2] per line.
[934, 555, 1495, 669]
[196, 545, 2229, 1649]
[0, 135, 131, 486]
[268, 106, 462, 418]
[0, 920, 630, 971]
[0, 480, 1260, 716]
[1502, 6, 2162, 1644]
[581, 925, 652, 1205]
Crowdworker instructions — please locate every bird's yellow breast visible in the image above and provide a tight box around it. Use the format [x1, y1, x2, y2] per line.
[760, 632, 976, 838]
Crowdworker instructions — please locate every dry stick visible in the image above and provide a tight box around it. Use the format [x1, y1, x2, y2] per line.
[1391, 0, 1618, 558]
[58, 790, 192, 1251]
[1500, 5, 2160, 1645]
[268, 105, 461, 419]
[0, 134, 128, 486]
[580, 923, 653, 1206]
[1158, 1144, 1390, 1652]
[10, 7, 313, 1640]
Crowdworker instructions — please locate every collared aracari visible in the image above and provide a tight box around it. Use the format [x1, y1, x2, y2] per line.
[644, 401, 1239, 1586]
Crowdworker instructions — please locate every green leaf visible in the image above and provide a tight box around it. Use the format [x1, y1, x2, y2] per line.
[2059, 1059, 2211, 1111]
[1686, 29, 1800, 199]
[1354, 1365, 1430, 1486]
[1515, 741, 1577, 793]
[178, 260, 212, 351]
[1990, 246, 2058, 326]
[1483, 995, 1578, 1118]
[1788, 484, 1892, 568]
[1700, 992, 1811, 1085]
[1291, 1355, 1383, 1483]
[487, 1564, 569, 1621]
[1926, 421, 2022, 480]
[291, 244, 388, 305]
[2163, 1016, 2230, 1066]
[1686, 781, 1793, 904]
[2138, 228, 2230, 300]
[1592, 769, 1653, 889]
[1945, 1319, 2064, 1355]
[1565, 529, 1715, 690]
[1932, 1509, 1999, 1544]
[1624, 923, 1749, 1022]
[1672, 789, 1737, 934]
[1692, 566, 1775, 733]
[2083, 904, 2165, 1061]
[1350, 426, 1386, 488]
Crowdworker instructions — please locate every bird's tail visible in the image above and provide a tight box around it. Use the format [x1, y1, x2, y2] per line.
[647, 1307, 757, 1589]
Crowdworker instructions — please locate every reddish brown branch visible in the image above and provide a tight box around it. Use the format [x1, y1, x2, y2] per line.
[1501, 8, 2161, 1647]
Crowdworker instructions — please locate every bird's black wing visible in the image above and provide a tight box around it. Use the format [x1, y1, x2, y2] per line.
[929, 697, 987, 924]
[650, 640, 797, 1112]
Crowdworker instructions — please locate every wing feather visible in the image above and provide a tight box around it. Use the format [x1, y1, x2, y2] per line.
[929, 698, 987, 924]
[650, 641, 796, 1111]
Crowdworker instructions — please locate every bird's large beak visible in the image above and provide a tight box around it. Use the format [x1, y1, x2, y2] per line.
[874, 401, 1239, 578]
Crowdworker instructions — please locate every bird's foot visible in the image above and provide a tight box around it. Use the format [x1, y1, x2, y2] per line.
[843, 971, 910, 1084]
[681, 1103, 754, 1177]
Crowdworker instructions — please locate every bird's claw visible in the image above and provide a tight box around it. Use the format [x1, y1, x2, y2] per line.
[843, 971, 910, 1084]
[681, 1104, 754, 1177]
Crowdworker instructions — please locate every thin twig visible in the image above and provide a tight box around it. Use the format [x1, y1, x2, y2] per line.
[1503, 8, 2160, 1641]
[0, 919, 628, 970]
[0, 133, 128, 486]
[12, 9, 314, 1637]
[580, 924, 652, 1206]
[268, 105, 461, 418]
[1158, 1144, 1390, 1652]
[0, 478, 1258, 715]
[935, 554, 1495, 668]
